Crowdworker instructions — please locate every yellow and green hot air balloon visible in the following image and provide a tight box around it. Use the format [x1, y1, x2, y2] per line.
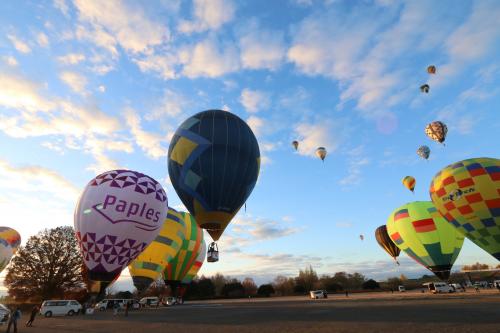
[386, 201, 464, 280]
[181, 239, 206, 285]
[430, 157, 500, 261]
[128, 208, 186, 293]
[163, 211, 204, 294]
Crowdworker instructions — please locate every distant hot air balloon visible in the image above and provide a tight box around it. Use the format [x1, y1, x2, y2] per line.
[168, 110, 260, 259]
[386, 201, 464, 280]
[417, 145, 431, 160]
[375, 225, 400, 264]
[430, 157, 500, 261]
[0, 227, 21, 273]
[74, 169, 167, 290]
[427, 65, 436, 74]
[359, 234, 364, 241]
[316, 147, 327, 162]
[128, 207, 186, 293]
[163, 211, 204, 296]
[425, 121, 447, 144]
[292, 140, 299, 151]
[402, 176, 416, 193]
[420, 84, 430, 93]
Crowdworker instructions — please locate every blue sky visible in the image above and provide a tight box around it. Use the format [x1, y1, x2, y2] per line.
[0, 0, 499, 289]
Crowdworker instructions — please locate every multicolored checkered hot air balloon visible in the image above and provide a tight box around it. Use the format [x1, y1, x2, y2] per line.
[128, 208, 186, 293]
[168, 110, 260, 250]
[430, 157, 500, 260]
[0, 227, 21, 273]
[181, 239, 206, 285]
[402, 176, 416, 193]
[386, 201, 464, 280]
[163, 211, 204, 295]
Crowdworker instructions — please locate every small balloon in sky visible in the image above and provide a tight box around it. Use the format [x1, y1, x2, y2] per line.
[427, 65, 437, 74]
[74, 169, 167, 284]
[420, 84, 430, 93]
[402, 176, 416, 193]
[425, 121, 448, 144]
[417, 145, 431, 160]
[316, 147, 327, 161]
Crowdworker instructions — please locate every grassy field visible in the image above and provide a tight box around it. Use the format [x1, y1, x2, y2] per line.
[18, 290, 500, 333]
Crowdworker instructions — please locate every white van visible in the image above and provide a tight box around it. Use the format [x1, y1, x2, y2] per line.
[309, 290, 327, 299]
[398, 285, 406, 292]
[450, 283, 465, 292]
[139, 297, 159, 307]
[40, 300, 82, 317]
[95, 299, 129, 311]
[423, 282, 454, 294]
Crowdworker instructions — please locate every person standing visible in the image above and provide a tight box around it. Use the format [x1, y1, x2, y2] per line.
[25, 306, 38, 327]
[6, 307, 21, 333]
[124, 301, 129, 317]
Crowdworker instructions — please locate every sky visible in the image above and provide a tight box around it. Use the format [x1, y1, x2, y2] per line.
[0, 0, 499, 291]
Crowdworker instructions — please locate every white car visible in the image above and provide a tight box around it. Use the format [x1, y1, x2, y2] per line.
[95, 299, 130, 311]
[0, 304, 10, 325]
[450, 283, 465, 292]
[139, 297, 159, 307]
[40, 300, 82, 317]
[423, 282, 454, 294]
[309, 290, 327, 299]
[398, 285, 406, 292]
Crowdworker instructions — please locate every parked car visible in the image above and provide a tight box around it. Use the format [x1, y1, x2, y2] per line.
[139, 297, 159, 307]
[0, 304, 10, 325]
[95, 299, 132, 311]
[40, 300, 82, 317]
[493, 280, 500, 288]
[474, 281, 488, 288]
[423, 282, 454, 294]
[450, 283, 465, 292]
[163, 297, 177, 306]
[309, 290, 328, 299]
[398, 285, 406, 292]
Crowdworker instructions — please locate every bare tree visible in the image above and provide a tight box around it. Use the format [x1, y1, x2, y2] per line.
[5, 226, 85, 301]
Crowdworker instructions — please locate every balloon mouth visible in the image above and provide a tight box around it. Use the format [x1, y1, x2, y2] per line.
[429, 265, 452, 280]
[132, 276, 154, 294]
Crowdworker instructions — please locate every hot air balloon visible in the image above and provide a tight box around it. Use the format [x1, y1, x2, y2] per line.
[167, 110, 260, 260]
[359, 234, 364, 241]
[316, 147, 327, 161]
[417, 145, 431, 160]
[292, 140, 299, 151]
[163, 211, 204, 296]
[181, 239, 206, 285]
[74, 169, 167, 290]
[0, 227, 21, 273]
[375, 225, 400, 264]
[402, 176, 416, 193]
[420, 84, 430, 93]
[427, 65, 436, 74]
[425, 121, 447, 144]
[430, 157, 500, 261]
[386, 201, 464, 280]
[128, 207, 186, 293]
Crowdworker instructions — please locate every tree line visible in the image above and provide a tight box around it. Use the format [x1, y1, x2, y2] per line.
[3, 226, 491, 302]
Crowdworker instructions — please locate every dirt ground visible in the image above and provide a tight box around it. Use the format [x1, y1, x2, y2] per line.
[17, 290, 500, 333]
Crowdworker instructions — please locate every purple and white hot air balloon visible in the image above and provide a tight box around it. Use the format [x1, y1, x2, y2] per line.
[74, 170, 167, 283]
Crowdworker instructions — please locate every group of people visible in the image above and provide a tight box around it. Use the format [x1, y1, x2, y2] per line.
[4, 305, 38, 333]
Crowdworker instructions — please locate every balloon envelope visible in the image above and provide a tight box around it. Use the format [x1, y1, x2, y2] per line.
[402, 176, 416, 192]
[417, 145, 431, 160]
[427, 65, 436, 74]
[168, 110, 260, 241]
[164, 211, 204, 284]
[74, 169, 167, 282]
[181, 239, 206, 284]
[386, 201, 464, 280]
[425, 121, 447, 144]
[375, 225, 400, 261]
[316, 147, 327, 161]
[128, 207, 186, 292]
[0, 227, 21, 273]
[292, 140, 299, 151]
[430, 157, 500, 260]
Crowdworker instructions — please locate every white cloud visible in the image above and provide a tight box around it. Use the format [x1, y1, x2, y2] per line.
[133, 52, 179, 79]
[339, 146, 370, 187]
[74, 0, 168, 54]
[2, 56, 18, 67]
[181, 37, 240, 78]
[178, 0, 235, 34]
[146, 89, 189, 120]
[36, 32, 49, 47]
[98, 85, 106, 93]
[335, 221, 352, 228]
[239, 27, 286, 70]
[7, 34, 31, 54]
[240, 89, 270, 113]
[293, 120, 344, 158]
[59, 71, 87, 94]
[246, 115, 264, 138]
[0, 73, 54, 113]
[53, 0, 69, 16]
[124, 108, 168, 160]
[57, 53, 86, 65]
